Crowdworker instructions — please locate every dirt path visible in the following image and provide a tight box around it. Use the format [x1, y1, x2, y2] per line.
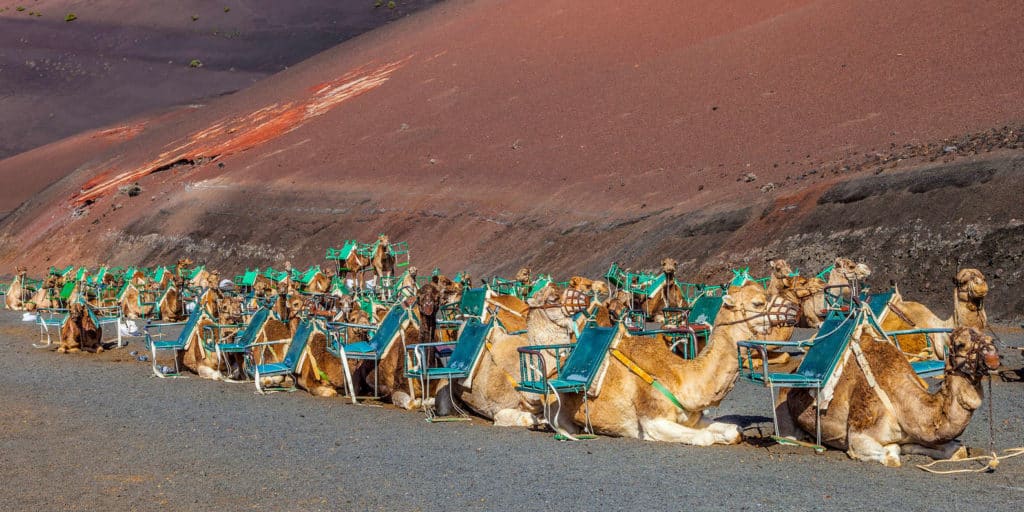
[1, 312, 1023, 511]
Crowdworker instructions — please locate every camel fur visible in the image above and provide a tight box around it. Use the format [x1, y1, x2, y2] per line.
[880, 268, 988, 359]
[554, 281, 788, 445]
[780, 327, 999, 466]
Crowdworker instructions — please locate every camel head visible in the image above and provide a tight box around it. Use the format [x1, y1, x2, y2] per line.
[719, 281, 796, 336]
[527, 283, 571, 327]
[833, 257, 871, 281]
[215, 297, 243, 324]
[768, 258, 793, 279]
[661, 258, 678, 277]
[287, 295, 305, 320]
[603, 289, 631, 322]
[16, 266, 27, 277]
[177, 258, 193, 268]
[407, 266, 418, 279]
[204, 270, 221, 289]
[954, 268, 988, 310]
[947, 327, 999, 380]
[515, 267, 532, 284]
[589, 280, 610, 299]
[68, 302, 86, 322]
[416, 282, 442, 317]
[377, 234, 390, 247]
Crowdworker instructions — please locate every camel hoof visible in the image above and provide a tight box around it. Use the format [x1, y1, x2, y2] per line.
[312, 387, 337, 398]
[950, 445, 969, 461]
[197, 366, 223, 381]
[95, 347, 104, 354]
[883, 445, 902, 467]
[494, 409, 539, 428]
[57, 347, 66, 354]
[67, 348, 80, 354]
[723, 425, 742, 445]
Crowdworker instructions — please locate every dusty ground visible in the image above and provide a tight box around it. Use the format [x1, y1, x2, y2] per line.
[2, 311, 1024, 511]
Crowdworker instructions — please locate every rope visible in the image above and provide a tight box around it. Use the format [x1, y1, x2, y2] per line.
[917, 448, 1024, 474]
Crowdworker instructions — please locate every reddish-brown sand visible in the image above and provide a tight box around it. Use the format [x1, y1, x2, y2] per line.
[0, 0, 1022, 313]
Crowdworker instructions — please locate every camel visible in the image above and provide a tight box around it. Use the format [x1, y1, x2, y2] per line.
[5, 266, 29, 310]
[291, 319, 352, 398]
[157, 282, 183, 322]
[303, 268, 335, 294]
[646, 258, 688, 323]
[371, 234, 396, 280]
[118, 281, 155, 319]
[551, 281, 794, 444]
[764, 257, 868, 328]
[415, 281, 442, 344]
[25, 274, 60, 311]
[880, 268, 988, 359]
[57, 302, 104, 354]
[438, 284, 599, 427]
[780, 327, 999, 466]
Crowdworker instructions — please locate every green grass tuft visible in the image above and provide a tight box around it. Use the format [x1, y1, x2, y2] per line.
[64, 12, 77, 22]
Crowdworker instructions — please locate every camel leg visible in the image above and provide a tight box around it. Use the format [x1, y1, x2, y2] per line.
[847, 432, 902, 467]
[700, 421, 742, 444]
[493, 409, 543, 428]
[197, 364, 224, 381]
[391, 390, 416, 410]
[639, 417, 719, 446]
[773, 388, 806, 440]
[901, 442, 968, 461]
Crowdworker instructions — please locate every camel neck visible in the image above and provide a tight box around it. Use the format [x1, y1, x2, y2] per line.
[953, 298, 986, 329]
[526, 308, 570, 346]
[671, 324, 746, 411]
[918, 374, 984, 443]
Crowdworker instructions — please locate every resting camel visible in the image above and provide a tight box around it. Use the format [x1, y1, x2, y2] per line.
[58, 302, 104, 354]
[5, 267, 29, 310]
[552, 281, 794, 444]
[438, 284, 608, 426]
[881, 268, 988, 359]
[25, 274, 60, 311]
[780, 327, 998, 466]
[765, 257, 868, 328]
[303, 268, 335, 294]
[415, 280, 442, 344]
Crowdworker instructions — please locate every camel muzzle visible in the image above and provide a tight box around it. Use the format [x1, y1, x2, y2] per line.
[984, 349, 1000, 370]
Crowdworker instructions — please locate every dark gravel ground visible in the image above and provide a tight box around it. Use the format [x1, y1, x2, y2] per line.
[1, 311, 1023, 511]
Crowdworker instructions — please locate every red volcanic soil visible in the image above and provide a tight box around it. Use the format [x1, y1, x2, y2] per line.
[0, 0, 441, 210]
[1, 0, 1023, 315]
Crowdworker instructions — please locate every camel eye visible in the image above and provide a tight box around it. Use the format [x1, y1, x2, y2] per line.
[751, 300, 765, 308]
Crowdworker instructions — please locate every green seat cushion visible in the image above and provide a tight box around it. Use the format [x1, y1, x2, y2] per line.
[911, 360, 945, 377]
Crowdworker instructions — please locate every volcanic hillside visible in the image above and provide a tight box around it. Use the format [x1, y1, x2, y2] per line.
[0, 0, 440, 204]
[0, 0, 1022, 318]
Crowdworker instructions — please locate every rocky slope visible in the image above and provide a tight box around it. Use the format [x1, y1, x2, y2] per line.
[0, 0, 1021, 318]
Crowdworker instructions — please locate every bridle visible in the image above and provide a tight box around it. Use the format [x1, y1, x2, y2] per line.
[529, 287, 591, 316]
[948, 330, 997, 379]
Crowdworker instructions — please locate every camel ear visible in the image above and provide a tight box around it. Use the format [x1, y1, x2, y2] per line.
[721, 294, 736, 309]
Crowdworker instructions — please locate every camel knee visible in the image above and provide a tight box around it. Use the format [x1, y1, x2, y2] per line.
[197, 365, 223, 381]
[848, 434, 901, 467]
[311, 386, 338, 398]
[391, 391, 415, 410]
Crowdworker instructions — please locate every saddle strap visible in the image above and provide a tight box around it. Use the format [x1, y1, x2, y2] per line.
[887, 303, 917, 327]
[609, 349, 685, 412]
[849, 340, 900, 418]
